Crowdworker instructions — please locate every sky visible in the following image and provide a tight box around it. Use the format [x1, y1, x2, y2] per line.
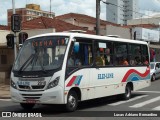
[0, 0, 160, 25]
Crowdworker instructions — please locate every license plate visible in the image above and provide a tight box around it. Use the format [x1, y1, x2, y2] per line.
[26, 99, 37, 103]
[17, 81, 30, 86]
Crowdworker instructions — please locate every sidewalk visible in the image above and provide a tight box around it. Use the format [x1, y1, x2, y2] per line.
[0, 83, 10, 99]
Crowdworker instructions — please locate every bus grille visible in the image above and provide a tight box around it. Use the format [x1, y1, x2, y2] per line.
[19, 85, 30, 89]
[18, 85, 45, 90]
[21, 94, 42, 100]
[32, 85, 45, 89]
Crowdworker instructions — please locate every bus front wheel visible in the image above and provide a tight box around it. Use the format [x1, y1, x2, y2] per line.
[122, 85, 131, 100]
[66, 91, 78, 112]
[20, 103, 35, 110]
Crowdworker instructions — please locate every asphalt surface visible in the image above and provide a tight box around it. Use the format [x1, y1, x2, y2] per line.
[0, 80, 160, 120]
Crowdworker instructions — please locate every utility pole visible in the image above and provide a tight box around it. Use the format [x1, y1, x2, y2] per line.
[12, 0, 17, 59]
[96, 0, 100, 35]
[50, 0, 51, 17]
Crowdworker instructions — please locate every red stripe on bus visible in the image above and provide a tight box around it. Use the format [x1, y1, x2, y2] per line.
[122, 67, 150, 82]
[66, 76, 77, 87]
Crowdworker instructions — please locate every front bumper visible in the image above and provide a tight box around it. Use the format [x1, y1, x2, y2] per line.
[10, 86, 64, 104]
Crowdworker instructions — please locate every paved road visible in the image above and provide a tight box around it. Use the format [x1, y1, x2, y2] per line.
[0, 80, 160, 119]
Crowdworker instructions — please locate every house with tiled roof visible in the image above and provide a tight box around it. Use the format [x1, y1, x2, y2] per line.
[127, 13, 160, 26]
[56, 13, 120, 35]
[0, 25, 9, 30]
[0, 25, 10, 47]
[0, 16, 96, 84]
[0, 26, 14, 83]
[22, 16, 95, 35]
[123, 24, 159, 29]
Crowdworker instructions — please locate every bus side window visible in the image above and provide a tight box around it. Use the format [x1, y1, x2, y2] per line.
[114, 43, 127, 66]
[66, 39, 93, 76]
[129, 44, 145, 66]
[95, 41, 113, 66]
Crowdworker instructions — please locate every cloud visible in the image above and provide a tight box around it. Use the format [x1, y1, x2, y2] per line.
[0, 0, 160, 25]
[139, 0, 160, 11]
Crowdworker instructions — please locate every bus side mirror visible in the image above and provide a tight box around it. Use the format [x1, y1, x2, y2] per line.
[73, 42, 79, 53]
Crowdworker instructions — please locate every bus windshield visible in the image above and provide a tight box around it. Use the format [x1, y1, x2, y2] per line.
[13, 36, 69, 72]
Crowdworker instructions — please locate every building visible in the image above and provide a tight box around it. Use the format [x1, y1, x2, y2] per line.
[106, 25, 131, 39]
[126, 13, 160, 62]
[0, 27, 14, 84]
[0, 16, 96, 84]
[127, 13, 160, 29]
[7, 4, 55, 26]
[106, 0, 139, 25]
[56, 13, 120, 35]
[22, 16, 95, 34]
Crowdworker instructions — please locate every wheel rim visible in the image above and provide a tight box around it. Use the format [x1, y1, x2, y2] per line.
[68, 95, 76, 108]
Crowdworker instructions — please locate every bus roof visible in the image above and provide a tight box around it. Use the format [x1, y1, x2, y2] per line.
[27, 32, 148, 45]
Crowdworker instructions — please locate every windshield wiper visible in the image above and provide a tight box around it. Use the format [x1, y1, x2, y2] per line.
[40, 64, 47, 73]
[30, 50, 47, 74]
[38, 56, 47, 74]
[18, 54, 34, 73]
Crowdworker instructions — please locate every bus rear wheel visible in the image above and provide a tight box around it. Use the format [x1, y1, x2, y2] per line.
[122, 85, 131, 100]
[20, 103, 35, 110]
[66, 91, 78, 112]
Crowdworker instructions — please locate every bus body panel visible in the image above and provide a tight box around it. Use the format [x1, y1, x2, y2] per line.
[10, 33, 150, 106]
[64, 66, 150, 103]
[10, 70, 66, 104]
[10, 85, 64, 104]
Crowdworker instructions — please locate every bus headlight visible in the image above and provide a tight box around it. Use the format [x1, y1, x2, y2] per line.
[11, 79, 17, 89]
[47, 77, 60, 89]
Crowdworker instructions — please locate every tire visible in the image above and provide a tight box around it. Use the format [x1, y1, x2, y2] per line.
[66, 91, 78, 112]
[20, 103, 35, 110]
[152, 74, 156, 81]
[122, 85, 131, 100]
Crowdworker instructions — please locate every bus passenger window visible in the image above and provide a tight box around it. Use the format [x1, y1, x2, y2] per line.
[135, 56, 142, 65]
[66, 39, 93, 75]
[142, 56, 149, 65]
[122, 58, 129, 66]
[114, 43, 127, 65]
[95, 42, 113, 66]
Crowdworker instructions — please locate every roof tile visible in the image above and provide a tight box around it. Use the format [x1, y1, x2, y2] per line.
[22, 16, 95, 34]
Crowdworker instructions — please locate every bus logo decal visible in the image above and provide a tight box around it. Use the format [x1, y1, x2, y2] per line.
[121, 67, 150, 82]
[66, 75, 83, 87]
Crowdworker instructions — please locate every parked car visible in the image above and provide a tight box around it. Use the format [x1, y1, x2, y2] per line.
[150, 62, 160, 81]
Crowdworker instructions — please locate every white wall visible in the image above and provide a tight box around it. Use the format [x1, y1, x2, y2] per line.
[127, 17, 160, 25]
[0, 30, 10, 46]
[105, 25, 131, 39]
[22, 28, 55, 38]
